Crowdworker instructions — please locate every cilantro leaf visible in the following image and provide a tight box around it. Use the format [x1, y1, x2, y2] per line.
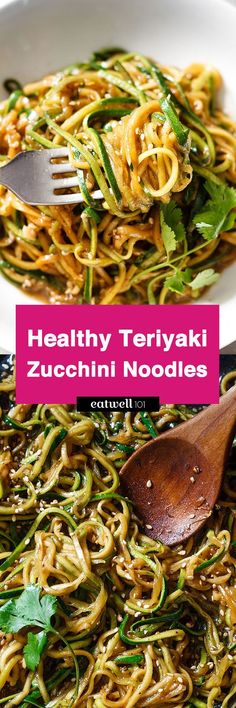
[0, 599, 24, 633]
[222, 210, 236, 232]
[193, 180, 236, 240]
[164, 273, 183, 293]
[160, 201, 186, 257]
[161, 201, 186, 243]
[160, 214, 176, 256]
[164, 268, 191, 293]
[0, 585, 57, 672]
[0, 585, 57, 634]
[24, 630, 48, 671]
[189, 268, 219, 290]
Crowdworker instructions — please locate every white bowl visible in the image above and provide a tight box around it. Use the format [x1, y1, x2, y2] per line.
[0, 0, 236, 351]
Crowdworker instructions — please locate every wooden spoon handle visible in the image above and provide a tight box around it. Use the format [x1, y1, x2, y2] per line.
[176, 384, 236, 469]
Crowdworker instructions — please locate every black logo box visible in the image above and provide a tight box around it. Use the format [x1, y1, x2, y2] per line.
[76, 397, 160, 412]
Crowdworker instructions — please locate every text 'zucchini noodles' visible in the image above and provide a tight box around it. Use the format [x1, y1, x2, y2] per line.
[0, 49, 236, 303]
[0, 363, 236, 706]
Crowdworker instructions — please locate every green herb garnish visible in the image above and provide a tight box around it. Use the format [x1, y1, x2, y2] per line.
[164, 268, 192, 294]
[160, 201, 185, 256]
[193, 180, 236, 240]
[0, 585, 57, 671]
[189, 269, 219, 290]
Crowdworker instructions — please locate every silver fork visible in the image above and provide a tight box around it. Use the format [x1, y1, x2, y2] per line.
[0, 147, 103, 205]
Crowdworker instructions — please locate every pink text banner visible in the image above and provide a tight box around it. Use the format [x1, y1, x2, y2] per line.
[16, 304, 219, 404]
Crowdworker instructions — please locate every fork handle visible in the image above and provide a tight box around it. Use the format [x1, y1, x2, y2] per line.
[0, 160, 12, 189]
[0, 153, 26, 193]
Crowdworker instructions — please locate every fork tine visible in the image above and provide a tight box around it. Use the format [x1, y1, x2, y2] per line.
[48, 147, 69, 159]
[48, 188, 103, 205]
[50, 162, 77, 174]
[48, 192, 84, 205]
[53, 176, 79, 189]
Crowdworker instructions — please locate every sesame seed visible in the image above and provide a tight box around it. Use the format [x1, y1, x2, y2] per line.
[193, 465, 201, 474]
[146, 480, 152, 488]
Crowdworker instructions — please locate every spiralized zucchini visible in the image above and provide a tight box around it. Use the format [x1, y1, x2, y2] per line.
[0, 364, 236, 706]
[0, 50, 236, 303]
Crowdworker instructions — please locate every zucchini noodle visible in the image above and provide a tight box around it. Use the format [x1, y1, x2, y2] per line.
[0, 50, 236, 303]
[0, 362, 236, 706]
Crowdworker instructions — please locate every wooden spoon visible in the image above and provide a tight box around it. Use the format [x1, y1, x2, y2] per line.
[120, 386, 236, 546]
